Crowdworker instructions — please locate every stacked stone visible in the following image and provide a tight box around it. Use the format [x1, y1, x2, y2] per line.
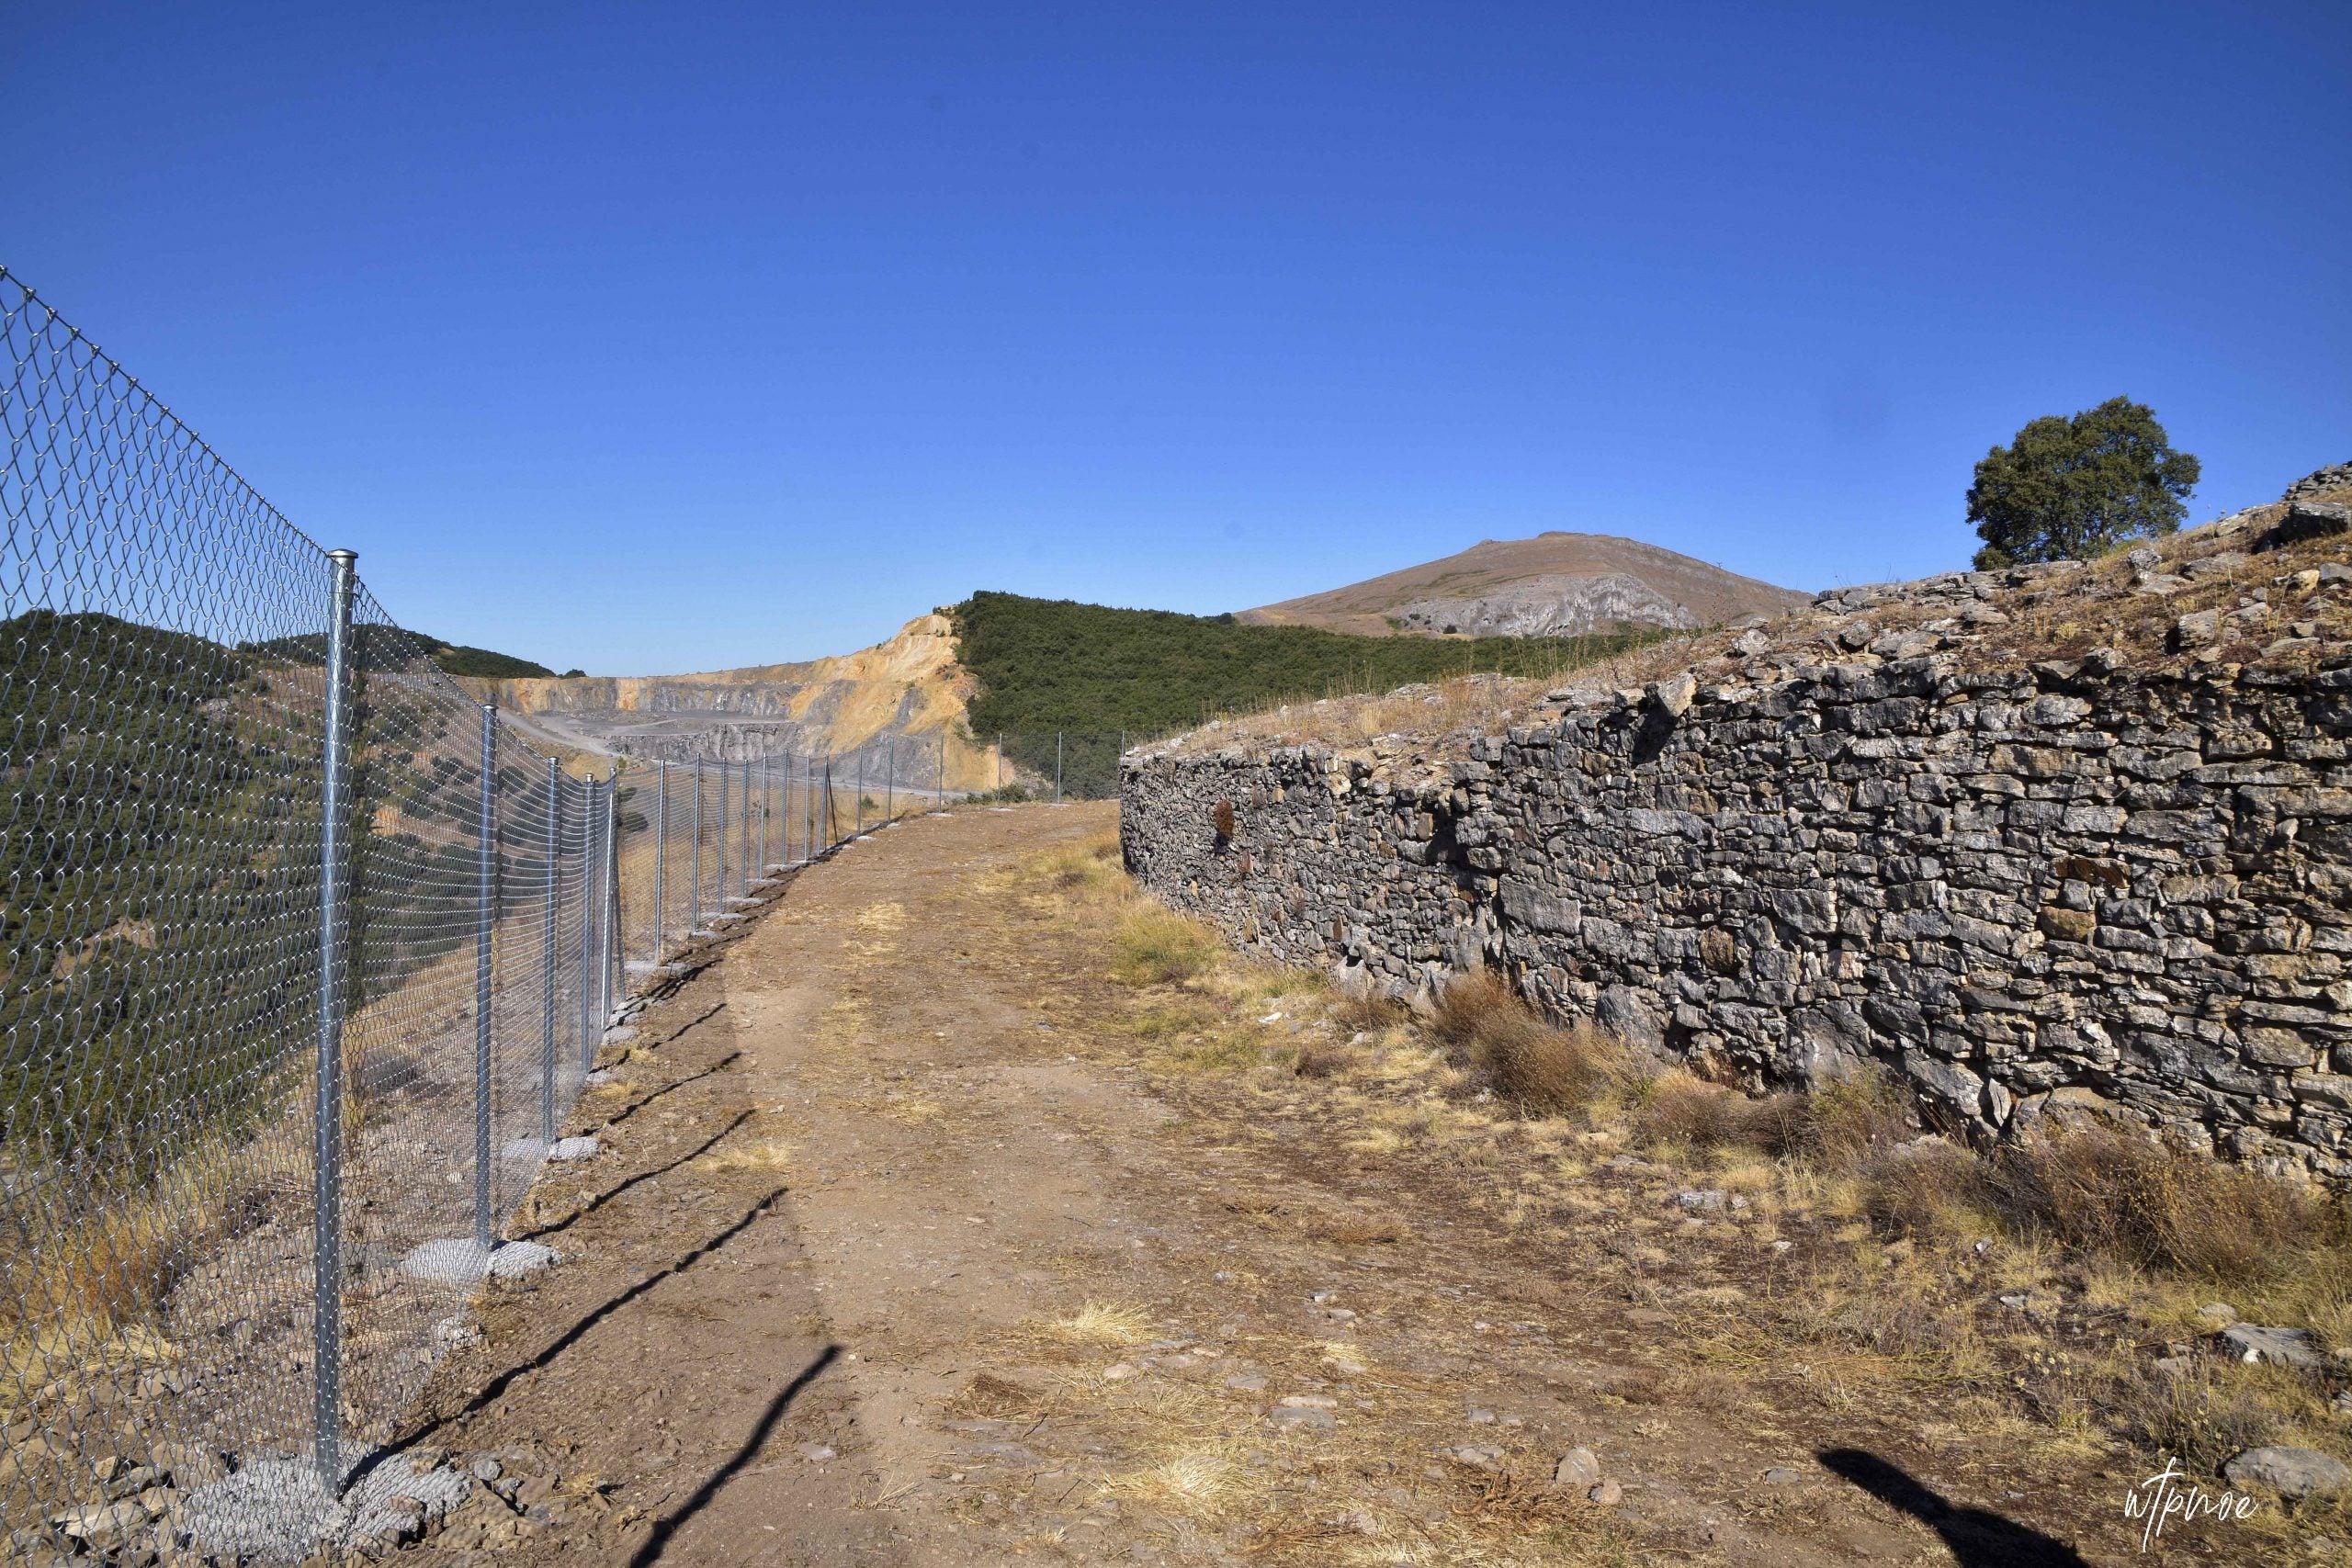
[2285, 463, 2352, 504]
[1123, 488, 2352, 1185]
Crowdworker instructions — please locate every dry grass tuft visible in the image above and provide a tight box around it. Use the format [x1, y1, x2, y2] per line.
[1044, 1299, 1158, 1345]
[1318, 1213, 1412, 1247]
[56, 1203, 181, 1334]
[1289, 1037, 1346, 1078]
[1858, 1140, 1990, 1243]
[0, 1140, 278, 1398]
[1103, 1453, 1240, 1515]
[1429, 970, 1631, 1115]
[2105, 1360, 2282, 1475]
[1161, 1029, 1265, 1074]
[1110, 905, 1222, 987]
[693, 1135, 797, 1174]
[1035, 833, 1127, 900]
[1639, 1066, 1912, 1173]
[946, 1371, 1055, 1422]
[1637, 1071, 1806, 1155]
[1795, 1070, 1917, 1168]
[1984, 1128, 2316, 1280]
[1331, 986, 1408, 1036]
[1439, 1464, 1646, 1562]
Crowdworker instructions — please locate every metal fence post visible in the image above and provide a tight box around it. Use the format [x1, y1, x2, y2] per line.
[580, 774, 596, 1073]
[312, 547, 358, 1492]
[740, 757, 752, 893]
[886, 736, 895, 822]
[938, 734, 945, 806]
[652, 761, 666, 963]
[542, 756, 559, 1144]
[601, 763, 617, 1020]
[690, 759, 703, 931]
[1056, 731, 1064, 805]
[473, 704, 496, 1252]
[718, 754, 729, 903]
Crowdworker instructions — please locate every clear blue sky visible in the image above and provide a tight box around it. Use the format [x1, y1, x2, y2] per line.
[7, 2, 2345, 674]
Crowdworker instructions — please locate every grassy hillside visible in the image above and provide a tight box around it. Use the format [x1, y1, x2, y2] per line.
[0, 610, 557, 1163]
[414, 635, 555, 680]
[949, 591, 1652, 794]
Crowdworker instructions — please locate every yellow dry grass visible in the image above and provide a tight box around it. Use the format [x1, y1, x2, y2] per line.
[692, 1134, 797, 1174]
[0, 1136, 258, 1414]
[1102, 1451, 1245, 1516]
[1110, 906, 1222, 987]
[1008, 818, 2352, 1505]
[1039, 1299, 1158, 1346]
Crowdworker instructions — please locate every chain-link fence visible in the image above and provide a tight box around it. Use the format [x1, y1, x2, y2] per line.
[0, 270, 963, 1562]
[965, 731, 1132, 801]
[607, 742, 951, 979]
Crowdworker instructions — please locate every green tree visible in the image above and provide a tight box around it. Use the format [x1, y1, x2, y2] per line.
[1968, 397, 2199, 570]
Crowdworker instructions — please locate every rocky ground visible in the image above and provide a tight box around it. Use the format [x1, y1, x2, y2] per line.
[74, 800, 2325, 1565]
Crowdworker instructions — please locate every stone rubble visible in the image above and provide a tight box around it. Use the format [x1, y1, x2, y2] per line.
[2223, 1444, 2352, 1500]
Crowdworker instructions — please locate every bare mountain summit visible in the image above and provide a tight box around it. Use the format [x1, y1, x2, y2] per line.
[1237, 532, 1811, 637]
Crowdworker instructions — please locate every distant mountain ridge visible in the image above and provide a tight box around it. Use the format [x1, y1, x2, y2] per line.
[461, 530, 1797, 789]
[1238, 531, 1811, 637]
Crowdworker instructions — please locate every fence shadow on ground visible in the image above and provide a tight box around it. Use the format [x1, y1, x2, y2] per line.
[625, 1344, 842, 1567]
[401, 1186, 790, 1450]
[1817, 1448, 2091, 1568]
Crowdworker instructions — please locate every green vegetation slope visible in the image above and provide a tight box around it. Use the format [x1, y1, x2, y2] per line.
[413, 634, 555, 680]
[949, 591, 1651, 795]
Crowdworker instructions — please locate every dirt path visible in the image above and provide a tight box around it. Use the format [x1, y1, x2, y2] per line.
[387, 804, 2187, 1566]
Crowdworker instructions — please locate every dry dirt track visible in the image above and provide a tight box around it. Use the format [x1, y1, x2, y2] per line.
[387, 804, 2143, 1567]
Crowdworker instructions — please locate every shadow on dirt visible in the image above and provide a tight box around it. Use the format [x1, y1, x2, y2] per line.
[625, 1343, 841, 1567]
[404, 1186, 788, 1447]
[600, 1049, 744, 1131]
[515, 1109, 756, 1242]
[1818, 1448, 2090, 1567]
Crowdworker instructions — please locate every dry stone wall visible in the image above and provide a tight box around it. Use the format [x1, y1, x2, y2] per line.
[1122, 649, 2352, 1183]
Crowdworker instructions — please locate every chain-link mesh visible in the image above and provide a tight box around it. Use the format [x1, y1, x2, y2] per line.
[601, 736, 955, 985]
[0, 272, 653, 1559]
[964, 730, 1132, 800]
[0, 268, 997, 1562]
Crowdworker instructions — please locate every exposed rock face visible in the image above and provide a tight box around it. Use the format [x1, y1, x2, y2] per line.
[1394, 571, 1702, 637]
[1122, 468, 2352, 1185]
[469, 613, 999, 788]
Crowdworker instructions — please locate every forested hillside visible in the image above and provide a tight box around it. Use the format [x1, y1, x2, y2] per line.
[949, 591, 1651, 793]
[414, 635, 556, 679]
